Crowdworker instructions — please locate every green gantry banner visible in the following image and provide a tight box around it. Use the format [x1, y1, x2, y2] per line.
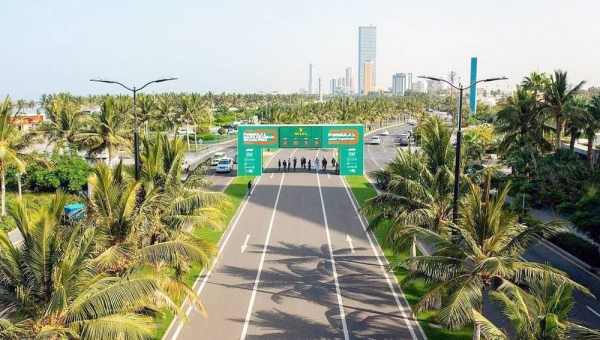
[237, 124, 364, 176]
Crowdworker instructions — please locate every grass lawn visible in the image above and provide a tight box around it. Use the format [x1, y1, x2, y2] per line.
[344, 175, 472, 340]
[154, 176, 253, 339]
[2, 192, 83, 231]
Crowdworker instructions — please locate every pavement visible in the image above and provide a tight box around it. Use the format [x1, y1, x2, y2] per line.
[165, 144, 426, 339]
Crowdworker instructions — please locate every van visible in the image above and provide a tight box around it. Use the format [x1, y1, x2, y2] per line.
[211, 152, 226, 165]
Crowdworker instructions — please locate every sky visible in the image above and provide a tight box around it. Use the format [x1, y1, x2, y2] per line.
[2, 0, 599, 101]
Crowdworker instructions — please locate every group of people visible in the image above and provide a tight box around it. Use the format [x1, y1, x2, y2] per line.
[278, 156, 337, 173]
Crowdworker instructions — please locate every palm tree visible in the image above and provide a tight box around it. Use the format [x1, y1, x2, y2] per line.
[0, 192, 164, 339]
[389, 172, 590, 339]
[78, 96, 131, 165]
[38, 96, 91, 152]
[447, 71, 458, 117]
[362, 116, 455, 257]
[542, 70, 586, 151]
[585, 94, 600, 168]
[0, 96, 34, 216]
[474, 277, 599, 339]
[564, 97, 590, 152]
[495, 86, 552, 169]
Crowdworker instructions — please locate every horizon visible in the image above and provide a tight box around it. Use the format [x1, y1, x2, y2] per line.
[1, 0, 598, 101]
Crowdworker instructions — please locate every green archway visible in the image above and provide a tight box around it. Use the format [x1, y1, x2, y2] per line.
[237, 124, 364, 176]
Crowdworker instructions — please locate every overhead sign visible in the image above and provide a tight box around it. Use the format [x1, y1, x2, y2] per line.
[241, 128, 278, 146]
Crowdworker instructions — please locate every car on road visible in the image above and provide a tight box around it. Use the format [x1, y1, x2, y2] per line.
[182, 159, 190, 172]
[370, 136, 381, 145]
[399, 132, 410, 140]
[215, 158, 233, 173]
[380, 130, 389, 136]
[399, 138, 409, 146]
[211, 152, 227, 165]
[407, 119, 416, 126]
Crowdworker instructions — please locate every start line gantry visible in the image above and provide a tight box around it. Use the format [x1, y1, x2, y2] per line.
[236, 124, 364, 176]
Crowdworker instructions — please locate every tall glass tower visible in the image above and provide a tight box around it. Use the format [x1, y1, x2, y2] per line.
[358, 25, 376, 95]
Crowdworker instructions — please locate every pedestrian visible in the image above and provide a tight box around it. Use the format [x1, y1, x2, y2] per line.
[322, 158, 327, 171]
[283, 159, 287, 172]
[308, 159, 311, 171]
[293, 157, 297, 172]
[301, 157, 305, 169]
[331, 157, 336, 168]
[288, 157, 291, 171]
[247, 180, 253, 196]
[315, 156, 320, 172]
[278, 159, 281, 172]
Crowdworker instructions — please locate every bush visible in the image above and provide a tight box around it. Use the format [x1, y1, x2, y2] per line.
[18, 151, 91, 193]
[549, 232, 600, 267]
[569, 192, 600, 244]
[198, 133, 216, 141]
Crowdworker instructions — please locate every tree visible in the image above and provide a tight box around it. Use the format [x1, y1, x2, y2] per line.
[0, 97, 34, 216]
[447, 71, 459, 117]
[585, 94, 600, 167]
[474, 277, 599, 340]
[362, 116, 455, 257]
[78, 96, 131, 165]
[388, 172, 590, 338]
[38, 97, 91, 152]
[0, 192, 164, 339]
[542, 70, 586, 151]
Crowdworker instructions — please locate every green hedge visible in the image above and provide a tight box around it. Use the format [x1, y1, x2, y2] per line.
[548, 232, 600, 267]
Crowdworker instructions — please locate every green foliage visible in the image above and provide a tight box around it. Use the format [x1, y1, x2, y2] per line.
[569, 192, 600, 243]
[197, 133, 216, 141]
[549, 232, 600, 267]
[19, 151, 91, 193]
[217, 127, 226, 136]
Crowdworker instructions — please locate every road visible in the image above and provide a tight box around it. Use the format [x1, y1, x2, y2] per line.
[165, 141, 426, 339]
[360, 124, 600, 331]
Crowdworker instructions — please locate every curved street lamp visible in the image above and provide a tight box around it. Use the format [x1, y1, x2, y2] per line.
[90, 77, 177, 180]
[418, 75, 507, 223]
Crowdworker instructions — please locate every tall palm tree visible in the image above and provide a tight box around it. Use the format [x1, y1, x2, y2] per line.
[495, 86, 552, 169]
[0, 96, 34, 216]
[447, 71, 458, 117]
[389, 172, 590, 339]
[0, 193, 163, 339]
[78, 97, 131, 165]
[362, 116, 455, 257]
[564, 97, 590, 152]
[542, 70, 586, 151]
[38, 97, 91, 152]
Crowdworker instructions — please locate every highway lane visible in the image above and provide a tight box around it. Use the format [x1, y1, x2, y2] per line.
[361, 123, 600, 330]
[166, 144, 425, 340]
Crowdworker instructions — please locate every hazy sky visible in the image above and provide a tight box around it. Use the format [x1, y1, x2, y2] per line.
[2, 0, 599, 100]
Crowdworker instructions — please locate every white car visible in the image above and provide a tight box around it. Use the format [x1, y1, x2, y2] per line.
[380, 130, 389, 136]
[178, 128, 195, 135]
[407, 119, 416, 126]
[211, 152, 226, 165]
[215, 158, 233, 173]
[370, 136, 381, 145]
[182, 159, 190, 172]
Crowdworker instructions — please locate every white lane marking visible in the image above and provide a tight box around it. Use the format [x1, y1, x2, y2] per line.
[586, 306, 600, 318]
[170, 176, 262, 339]
[371, 159, 384, 171]
[240, 173, 286, 339]
[317, 171, 350, 340]
[241, 234, 250, 253]
[327, 173, 331, 179]
[270, 173, 274, 179]
[340, 176, 422, 340]
[346, 235, 355, 254]
[538, 240, 600, 283]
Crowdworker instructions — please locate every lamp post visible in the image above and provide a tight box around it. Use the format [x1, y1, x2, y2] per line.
[418, 75, 507, 223]
[90, 77, 177, 180]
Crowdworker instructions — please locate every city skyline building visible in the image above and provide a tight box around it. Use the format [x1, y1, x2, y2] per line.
[330, 78, 337, 94]
[318, 77, 323, 101]
[364, 61, 374, 94]
[392, 72, 412, 95]
[308, 63, 314, 95]
[358, 25, 376, 95]
[346, 67, 354, 93]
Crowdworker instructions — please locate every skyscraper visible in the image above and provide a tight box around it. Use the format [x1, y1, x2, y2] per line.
[358, 25, 376, 94]
[392, 73, 412, 95]
[364, 61, 374, 94]
[346, 67, 354, 93]
[308, 63, 314, 95]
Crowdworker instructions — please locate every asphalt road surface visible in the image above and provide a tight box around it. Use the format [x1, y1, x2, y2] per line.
[165, 144, 426, 339]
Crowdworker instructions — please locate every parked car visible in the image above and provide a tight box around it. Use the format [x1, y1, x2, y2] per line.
[178, 128, 195, 135]
[215, 158, 234, 173]
[211, 152, 226, 165]
[380, 130, 389, 136]
[370, 136, 381, 145]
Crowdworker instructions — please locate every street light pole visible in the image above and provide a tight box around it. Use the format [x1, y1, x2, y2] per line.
[418, 75, 507, 223]
[90, 77, 177, 180]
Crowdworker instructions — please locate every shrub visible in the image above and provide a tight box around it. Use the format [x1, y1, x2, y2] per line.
[569, 192, 600, 244]
[548, 232, 600, 267]
[198, 133, 216, 141]
[18, 151, 91, 193]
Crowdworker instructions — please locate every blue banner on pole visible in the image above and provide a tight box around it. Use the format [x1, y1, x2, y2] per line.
[469, 57, 478, 114]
